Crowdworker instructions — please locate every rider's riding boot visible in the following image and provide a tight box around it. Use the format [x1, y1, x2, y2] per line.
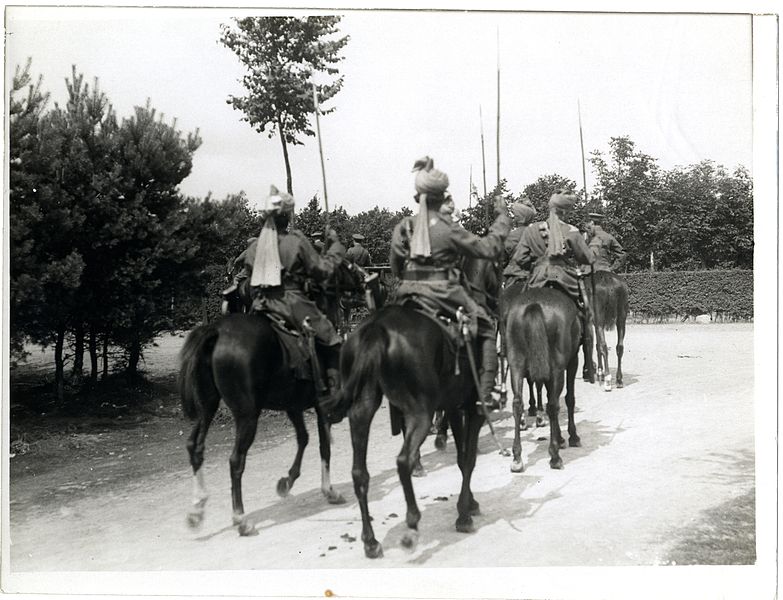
[477, 335, 501, 412]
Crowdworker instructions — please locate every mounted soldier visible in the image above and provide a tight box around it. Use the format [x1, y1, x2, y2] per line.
[389, 156, 510, 410]
[509, 190, 595, 331]
[233, 186, 343, 404]
[501, 198, 537, 289]
[345, 233, 372, 267]
[585, 212, 626, 272]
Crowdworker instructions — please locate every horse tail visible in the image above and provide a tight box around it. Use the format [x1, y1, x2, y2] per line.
[521, 303, 551, 382]
[178, 323, 220, 420]
[331, 322, 388, 418]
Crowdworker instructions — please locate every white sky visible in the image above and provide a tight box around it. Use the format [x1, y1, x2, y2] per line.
[6, 7, 753, 215]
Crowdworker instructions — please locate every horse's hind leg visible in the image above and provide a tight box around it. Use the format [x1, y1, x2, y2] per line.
[434, 410, 449, 450]
[546, 373, 565, 470]
[511, 373, 526, 472]
[186, 401, 219, 528]
[397, 410, 431, 549]
[315, 406, 345, 504]
[456, 409, 486, 532]
[350, 391, 383, 558]
[535, 381, 546, 427]
[276, 410, 309, 498]
[229, 411, 260, 535]
[446, 410, 479, 516]
[615, 316, 626, 388]
[565, 352, 581, 447]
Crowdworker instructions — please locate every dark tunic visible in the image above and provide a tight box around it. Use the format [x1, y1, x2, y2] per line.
[501, 223, 532, 286]
[345, 243, 372, 267]
[588, 226, 626, 272]
[389, 209, 510, 338]
[243, 230, 341, 346]
[511, 219, 594, 301]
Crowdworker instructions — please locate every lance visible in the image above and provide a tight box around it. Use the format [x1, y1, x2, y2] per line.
[312, 85, 330, 251]
[496, 26, 501, 187]
[469, 164, 473, 208]
[578, 98, 589, 202]
[479, 105, 487, 197]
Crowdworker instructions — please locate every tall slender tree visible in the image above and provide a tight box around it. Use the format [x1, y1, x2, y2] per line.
[219, 16, 349, 194]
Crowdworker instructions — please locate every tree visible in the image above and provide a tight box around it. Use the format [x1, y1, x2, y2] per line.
[590, 136, 662, 271]
[219, 17, 349, 194]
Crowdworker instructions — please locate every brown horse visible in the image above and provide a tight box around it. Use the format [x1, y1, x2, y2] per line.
[334, 304, 486, 558]
[588, 270, 629, 389]
[178, 314, 346, 536]
[504, 285, 587, 472]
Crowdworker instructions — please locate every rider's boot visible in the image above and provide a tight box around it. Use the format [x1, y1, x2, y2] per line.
[477, 335, 501, 412]
[317, 345, 345, 423]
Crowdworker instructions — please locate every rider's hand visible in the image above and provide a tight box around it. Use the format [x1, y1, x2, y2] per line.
[493, 195, 507, 217]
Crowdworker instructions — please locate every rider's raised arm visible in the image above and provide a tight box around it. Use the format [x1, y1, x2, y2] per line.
[293, 230, 340, 282]
[449, 211, 511, 260]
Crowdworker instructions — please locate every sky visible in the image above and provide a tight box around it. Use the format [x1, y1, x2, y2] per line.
[5, 7, 754, 216]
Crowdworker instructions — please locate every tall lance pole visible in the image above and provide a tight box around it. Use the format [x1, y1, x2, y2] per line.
[312, 85, 330, 250]
[496, 26, 501, 187]
[479, 105, 487, 197]
[578, 98, 589, 202]
[469, 164, 473, 208]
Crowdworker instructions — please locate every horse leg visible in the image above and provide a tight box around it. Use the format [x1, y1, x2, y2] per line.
[434, 410, 449, 450]
[397, 411, 431, 550]
[511, 373, 525, 473]
[526, 378, 536, 419]
[276, 410, 308, 497]
[350, 391, 383, 559]
[546, 373, 565, 470]
[185, 402, 217, 528]
[565, 352, 581, 447]
[535, 382, 547, 427]
[616, 317, 626, 388]
[456, 409, 486, 532]
[315, 407, 346, 504]
[229, 412, 260, 535]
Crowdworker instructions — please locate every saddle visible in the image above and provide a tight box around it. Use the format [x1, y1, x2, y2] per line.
[256, 311, 313, 381]
[400, 298, 465, 352]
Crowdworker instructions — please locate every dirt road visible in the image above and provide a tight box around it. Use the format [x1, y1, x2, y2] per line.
[5, 323, 761, 597]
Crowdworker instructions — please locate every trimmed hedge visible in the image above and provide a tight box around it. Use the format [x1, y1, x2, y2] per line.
[625, 270, 753, 320]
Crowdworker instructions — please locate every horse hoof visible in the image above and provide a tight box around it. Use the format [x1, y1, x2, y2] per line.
[276, 477, 292, 497]
[468, 500, 481, 516]
[434, 434, 447, 450]
[324, 489, 346, 505]
[364, 540, 384, 559]
[549, 458, 564, 470]
[186, 510, 204, 529]
[400, 530, 419, 550]
[455, 517, 475, 534]
[569, 437, 582, 448]
[412, 465, 426, 478]
[617, 382, 624, 389]
[238, 518, 258, 537]
[510, 460, 525, 473]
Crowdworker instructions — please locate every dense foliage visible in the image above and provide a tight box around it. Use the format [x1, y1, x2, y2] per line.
[625, 270, 753, 320]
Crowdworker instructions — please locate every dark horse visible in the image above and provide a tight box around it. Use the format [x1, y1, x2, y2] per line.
[335, 304, 486, 558]
[587, 270, 629, 389]
[178, 313, 346, 536]
[504, 285, 587, 472]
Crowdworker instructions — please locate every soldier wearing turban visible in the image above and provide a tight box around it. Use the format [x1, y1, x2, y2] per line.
[227, 186, 344, 405]
[501, 198, 538, 288]
[389, 156, 511, 410]
[509, 189, 595, 303]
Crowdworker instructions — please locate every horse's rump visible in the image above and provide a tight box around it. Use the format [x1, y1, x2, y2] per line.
[592, 271, 629, 331]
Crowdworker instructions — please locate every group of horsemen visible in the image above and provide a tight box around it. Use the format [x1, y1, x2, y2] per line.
[223, 156, 626, 412]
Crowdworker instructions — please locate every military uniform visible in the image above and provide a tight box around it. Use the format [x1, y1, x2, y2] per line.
[346, 234, 372, 267]
[501, 201, 537, 289]
[587, 225, 626, 272]
[244, 230, 342, 346]
[512, 219, 594, 301]
[390, 210, 510, 338]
